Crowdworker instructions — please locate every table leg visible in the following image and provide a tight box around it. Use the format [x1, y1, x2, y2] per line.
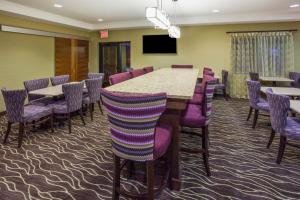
[272, 81, 277, 87]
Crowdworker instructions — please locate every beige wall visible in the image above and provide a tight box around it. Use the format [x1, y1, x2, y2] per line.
[0, 14, 90, 111]
[90, 22, 300, 76]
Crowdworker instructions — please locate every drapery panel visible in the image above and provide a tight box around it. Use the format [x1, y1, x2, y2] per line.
[230, 32, 294, 98]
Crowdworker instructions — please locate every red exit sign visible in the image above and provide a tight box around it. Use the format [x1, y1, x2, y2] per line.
[100, 30, 109, 39]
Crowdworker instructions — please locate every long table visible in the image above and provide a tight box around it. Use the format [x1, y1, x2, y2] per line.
[290, 100, 300, 113]
[106, 68, 199, 190]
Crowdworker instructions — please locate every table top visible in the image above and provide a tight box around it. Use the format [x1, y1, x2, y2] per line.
[290, 100, 300, 113]
[260, 77, 294, 82]
[29, 82, 85, 97]
[261, 87, 300, 96]
[106, 68, 199, 100]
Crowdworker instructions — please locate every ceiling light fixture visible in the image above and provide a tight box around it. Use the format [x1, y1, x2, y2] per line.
[168, 0, 181, 38]
[54, 4, 63, 8]
[212, 9, 220, 13]
[146, 6, 170, 30]
[97, 18, 103, 22]
[290, 4, 300, 8]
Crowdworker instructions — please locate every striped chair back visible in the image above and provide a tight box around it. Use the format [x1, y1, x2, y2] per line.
[202, 75, 217, 125]
[24, 78, 49, 101]
[100, 89, 167, 161]
[109, 72, 131, 85]
[50, 75, 70, 86]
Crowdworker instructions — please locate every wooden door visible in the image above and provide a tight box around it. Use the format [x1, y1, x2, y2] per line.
[55, 38, 89, 82]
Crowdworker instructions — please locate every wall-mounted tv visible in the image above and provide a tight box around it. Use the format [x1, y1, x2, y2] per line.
[143, 35, 177, 54]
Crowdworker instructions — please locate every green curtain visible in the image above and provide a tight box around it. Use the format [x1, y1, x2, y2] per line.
[229, 32, 294, 98]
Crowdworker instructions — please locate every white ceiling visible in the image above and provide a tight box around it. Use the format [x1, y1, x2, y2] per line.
[1, 0, 300, 30]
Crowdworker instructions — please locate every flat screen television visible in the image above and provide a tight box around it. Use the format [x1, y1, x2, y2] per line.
[143, 35, 177, 54]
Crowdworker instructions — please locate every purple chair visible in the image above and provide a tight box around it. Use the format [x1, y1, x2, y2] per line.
[203, 67, 212, 72]
[289, 72, 300, 88]
[1, 88, 53, 147]
[130, 68, 145, 78]
[88, 73, 104, 81]
[246, 81, 269, 129]
[171, 64, 194, 69]
[109, 72, 131, 85]
[24, 78, 50, 103]
[52, 82, 85, 133]
[195, 72, 215, 94]
[143, 66, 154, 73]
[100, 89, 172, 199]
[181, 75, 217, 176]
[249, 72, 259, 81]
[50, 75, 70, 86]
[189, 75, 214, 105]
[83, 78, 103, 120]
[266, 89, 300, 164]
[215, 70, 229, 101]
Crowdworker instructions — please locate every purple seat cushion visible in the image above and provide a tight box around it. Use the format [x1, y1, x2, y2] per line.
[284, 117, 300, 140]
[215, 83, 225, 89]
[188, 93, 203, 105]
[257, 101, 269, 111]
[154, 124, 172, 159]
[23, 105, 52, 123]
[195, 84, 203, 94]
[29, 97, 55, 106]
[181, 104, 205, 128]
[51, 101, 68, 114]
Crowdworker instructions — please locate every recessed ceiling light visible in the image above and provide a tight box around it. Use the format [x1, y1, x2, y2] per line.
[97, 18, 104, 22]
[290, 4, 300, 8]
[54, 4, 63, 8]
[212, 9, 220, 13]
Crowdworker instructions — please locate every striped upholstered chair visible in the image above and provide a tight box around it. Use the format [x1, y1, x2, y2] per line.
[189, 75, 214, 105]
[143, 66, 154, 73]
[100, 89, 172, 200]
[109, 72, 131, 85]
[1, 88, 53, 147]
[130, 68, 145, 78]
[215, 70, 229, 100]
[88, 72, 104, 80]
[50, 75, 70, 86]
[181, 75, 217, 176]
[289, 72, 300, 88]
[266, 88, 300, 164]
[24, 78, 50, 104]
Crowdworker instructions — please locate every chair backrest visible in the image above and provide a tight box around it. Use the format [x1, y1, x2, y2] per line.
[201, 76, 217, 125]
[249, 72, 259, 81]
[266, 89, 290, 133]
[62, 82, 84, 113]
[143, 66, 154, 73]
[24, 78, 49, 101]
[88, 73, 104, 80]
[203, 67, 212, 72]
[1, 88, 26, 123]
[289, 72, 300, 87]
[100, 89, 167, 161]
[50, 75, 70, 86]
[204, 70, 215, 77]
[221, 70, 229, 86]
[85, 78, 101, 103]
[246, 80, 260, 108]
[171, 64, 193, 69]
[109, 72, 131, 85]
[130, 69, 145, 78]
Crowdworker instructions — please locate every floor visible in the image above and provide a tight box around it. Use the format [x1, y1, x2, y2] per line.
[0, 98, 299, 200]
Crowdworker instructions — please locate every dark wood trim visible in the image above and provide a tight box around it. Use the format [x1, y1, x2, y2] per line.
[226, 29, 297, 34]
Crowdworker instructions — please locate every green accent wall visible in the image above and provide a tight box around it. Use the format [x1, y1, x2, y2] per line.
[90, 22, 300, 75]
[0, 14, 90, 111]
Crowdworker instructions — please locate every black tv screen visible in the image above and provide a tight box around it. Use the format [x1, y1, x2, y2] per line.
[143, 35, 177, 54]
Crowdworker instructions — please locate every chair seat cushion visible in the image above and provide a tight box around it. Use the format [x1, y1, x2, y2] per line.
[154, 124, 172, 159]
[194, 84, 203, 94]
[188, 93, 204, 105]
[284, 117, 300, 140]
[51, 101, 68, 114]
[181, 104, 205, 128]
[23, 105, 52, 123]
[29, 97, 55, 106]
[83, 96, 90, 105]
[215, 84, 225, 89]
[256, 101, 269, 111]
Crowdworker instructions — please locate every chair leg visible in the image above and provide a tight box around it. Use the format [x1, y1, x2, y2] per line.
[223, 88, 228, 101]
[3, 122, 12, 144]
[89, 103, 94, 121]
[246, 107, 253, 121]
[79, 109, 86, 125]
[68, 113, 72, 133]
[202, 126, 211, 176]
[252, 109, 259, 129]
[267, 129, 275, 149]
[276, 136, 287, 164]
[17, 123, 25, 148]
[112, 154, 120, 200]
[97, 100, 104, 115]
[50, 113, 54, 133]
[146, 160, 154, 200]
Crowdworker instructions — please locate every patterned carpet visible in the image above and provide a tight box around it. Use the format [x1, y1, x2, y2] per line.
[0, 98, 300, 200]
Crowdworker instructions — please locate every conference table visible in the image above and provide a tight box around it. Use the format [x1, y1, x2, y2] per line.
[290, 100, 300, 113]
[259, 77, 294, 86]
[106, 68, 199, 190]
